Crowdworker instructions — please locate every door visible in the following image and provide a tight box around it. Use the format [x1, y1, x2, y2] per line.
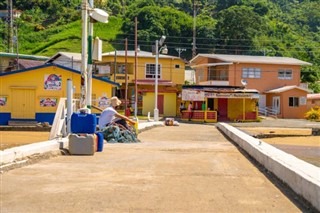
[259, 94, 266, 108]
[157, 95, 164, 115]
[272, 96, 280, 114]
[218, 98, 228, 120]
[11, 88, 36, 119]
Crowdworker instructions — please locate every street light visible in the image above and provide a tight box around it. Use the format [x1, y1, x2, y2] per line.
[80, 0, 109, 111]
[154, 35, 168, 121]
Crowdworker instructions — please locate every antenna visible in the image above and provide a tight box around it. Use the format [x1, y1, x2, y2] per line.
[241, 79, 247, 86]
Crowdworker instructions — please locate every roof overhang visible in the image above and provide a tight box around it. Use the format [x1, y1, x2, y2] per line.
[190, 62, 233, 68]
[190, 54, 312, 66]
[135, 79, 176, 86]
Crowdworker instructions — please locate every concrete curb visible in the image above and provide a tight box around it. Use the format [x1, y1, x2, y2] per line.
[217, 122, 320, 211]
[0, 122, 164, 168]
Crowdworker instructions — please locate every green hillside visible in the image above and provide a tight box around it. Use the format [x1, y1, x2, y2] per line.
[0, 0, 319, 92]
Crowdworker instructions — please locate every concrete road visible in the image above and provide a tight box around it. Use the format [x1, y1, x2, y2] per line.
[1, 123, 306, 212]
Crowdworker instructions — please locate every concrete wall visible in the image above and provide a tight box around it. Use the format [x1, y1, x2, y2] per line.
[217, 123, 320, 211]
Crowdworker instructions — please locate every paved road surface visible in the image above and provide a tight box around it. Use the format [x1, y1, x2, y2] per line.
[1, 123, 308, 212]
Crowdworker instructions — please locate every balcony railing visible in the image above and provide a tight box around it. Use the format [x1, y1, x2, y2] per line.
[207, 75, 228, 81]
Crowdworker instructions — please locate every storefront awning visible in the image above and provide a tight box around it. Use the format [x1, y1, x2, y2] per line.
[182, 88, 259, 101]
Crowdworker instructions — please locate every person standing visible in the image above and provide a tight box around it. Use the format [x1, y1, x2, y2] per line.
[98, 96, 136, 130]
[187, 101, 193, 121]
[179, 102, 185, 117]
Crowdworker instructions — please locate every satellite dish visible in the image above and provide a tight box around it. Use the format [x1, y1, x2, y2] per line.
[241, 79, 248, 86]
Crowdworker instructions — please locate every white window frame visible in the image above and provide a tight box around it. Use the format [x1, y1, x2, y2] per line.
[278, 69, 292, 80]
[145, 63, 161, 79]
[242, 68, 261, 78]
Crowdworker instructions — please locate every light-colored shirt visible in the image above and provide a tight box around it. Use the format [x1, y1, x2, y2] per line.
[188, 103, 193, 112]
[98, 106, 117, 129]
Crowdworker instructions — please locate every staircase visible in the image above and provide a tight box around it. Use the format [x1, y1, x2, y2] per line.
[258, 107, 278, 118]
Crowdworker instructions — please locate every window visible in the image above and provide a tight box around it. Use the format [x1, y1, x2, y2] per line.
[289, 97, 299, 107]
[208, 67, 228, 80]
[175, 64, 180, 69]
[117, 64, 126, 74]
[145, 64, 161, 79]
[278, 69, 292, 79]
[242, 68, 261, 78]
[198, 68, 204, 82]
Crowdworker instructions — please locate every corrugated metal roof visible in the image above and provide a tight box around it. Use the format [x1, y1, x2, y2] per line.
[18, 59, 44, 69]
[0, 52, 49, 61]
[45, 52, 82, 63]
[266, 85, 310, 93]
[102, 50, 180, 59]
[190, 54, 312, 66]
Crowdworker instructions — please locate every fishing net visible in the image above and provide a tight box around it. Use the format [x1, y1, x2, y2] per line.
[100, 122, 140, 143]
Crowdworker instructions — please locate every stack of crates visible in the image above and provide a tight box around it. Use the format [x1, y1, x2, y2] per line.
[68, 112, 104, 155]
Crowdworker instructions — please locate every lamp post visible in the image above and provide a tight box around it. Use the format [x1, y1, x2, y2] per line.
[80, 0, 109, 111]
[154, 36, 167, 121]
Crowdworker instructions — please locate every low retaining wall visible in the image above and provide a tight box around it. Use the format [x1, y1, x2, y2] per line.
[217, 122, 320, 211]
[1, 138, 69, 167]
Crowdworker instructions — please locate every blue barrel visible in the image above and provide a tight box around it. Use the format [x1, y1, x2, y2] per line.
[96, 132, 104, 152]
[71, 113, 97, 134]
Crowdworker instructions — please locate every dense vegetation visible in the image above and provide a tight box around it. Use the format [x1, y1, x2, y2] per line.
[0, 0, 319, 92]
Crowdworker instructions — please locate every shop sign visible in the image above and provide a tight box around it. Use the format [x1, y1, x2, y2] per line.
[182, 90, 205, 101]
[205, 93, 258, 99]
[44, 74, 62, 90]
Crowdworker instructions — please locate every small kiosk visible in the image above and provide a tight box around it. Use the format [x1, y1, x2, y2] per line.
[180, 85, 259, 122]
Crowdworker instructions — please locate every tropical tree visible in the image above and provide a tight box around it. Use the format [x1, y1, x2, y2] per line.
[215, 5, 266, 54]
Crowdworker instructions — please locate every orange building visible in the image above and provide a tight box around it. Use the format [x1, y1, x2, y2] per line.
[307, 93, 320, 110]
[188, 54, 312, 120]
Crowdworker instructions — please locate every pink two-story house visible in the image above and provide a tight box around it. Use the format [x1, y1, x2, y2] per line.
[187, 54, 311, 120]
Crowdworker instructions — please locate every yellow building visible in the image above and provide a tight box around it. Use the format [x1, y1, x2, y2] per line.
[97, 51, 185, 117]
[0, 64, 118, 125]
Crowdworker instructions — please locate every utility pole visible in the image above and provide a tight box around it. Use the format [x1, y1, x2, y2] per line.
[134, 17, 138, 118]
[14, 26, 19, 70]
[113, 49, 117, 96]
[192, 0, 197, 58]
[7, 0, 14, 53]
[175, 47, 186, 58]
[125, 38, 128, 111]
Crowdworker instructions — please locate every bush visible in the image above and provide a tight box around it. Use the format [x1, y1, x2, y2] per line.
[304, 107, 320, 121]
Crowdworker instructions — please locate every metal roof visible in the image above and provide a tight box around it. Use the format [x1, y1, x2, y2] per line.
[102, 50, 181, 59]
[266, 85, 311, 93]
[45, 52, 82, 63]
[0, 52, 49, 61]
[190, 54, 312, 66]
[18, 59, 45, 69]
